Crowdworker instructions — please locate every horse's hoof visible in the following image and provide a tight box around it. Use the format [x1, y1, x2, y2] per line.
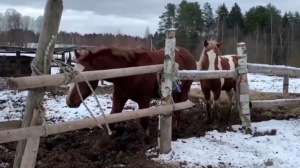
[213, 119, 219, 125]
[99, 131, 117, 146]
[143, 135, 151, 144]
[205, 118, 213, 124]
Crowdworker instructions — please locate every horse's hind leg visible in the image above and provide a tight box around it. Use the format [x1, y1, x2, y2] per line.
[212, 89, 221, 124]
[202, 89, 212, 124]
[136, 99, 151, 143]
[225, 89, 234, 121]
[173, 81, 193, 128]
[99, 95, 127, 146]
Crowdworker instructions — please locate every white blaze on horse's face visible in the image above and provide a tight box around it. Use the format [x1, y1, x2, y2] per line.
[66, 63, 85, 100]
[207, 50, 217, 70]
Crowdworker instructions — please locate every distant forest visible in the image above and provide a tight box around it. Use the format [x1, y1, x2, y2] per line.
[154, 1, 300, 67]
[0, 8, 150, 49]
[1, 1, 300, 67]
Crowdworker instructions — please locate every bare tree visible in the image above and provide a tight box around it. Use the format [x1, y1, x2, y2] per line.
[35, 16, 44, 33]
[22, 15, 32, 31]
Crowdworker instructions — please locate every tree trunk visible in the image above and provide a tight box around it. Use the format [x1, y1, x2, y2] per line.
[270, 12, 274, 65]
[264, 27, 267, 63]
[279, 28, 283, 64]
[256, 25, 259, 62]
[216, 17, 219, 40]
[291, 23, 294, 58]
[221, 20, 224, 42]
[13, 1, 63, 167]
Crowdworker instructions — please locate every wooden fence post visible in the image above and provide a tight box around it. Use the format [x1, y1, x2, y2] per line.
[236, 42, 252, 134]
[283, 75, 289, 93]
[158, 28, 176, 154]
[13, 1, 63, 168]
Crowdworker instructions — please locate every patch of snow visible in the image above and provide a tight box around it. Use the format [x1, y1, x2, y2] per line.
[248, 73, 300, 93]
[0, 52, 36, 57]
[148, 119, 300, 168]
[0, 89, 139, 123]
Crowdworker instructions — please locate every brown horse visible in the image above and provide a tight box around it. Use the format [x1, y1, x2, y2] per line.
[66, 46, 197, 143]
[198, 39, 239, 124]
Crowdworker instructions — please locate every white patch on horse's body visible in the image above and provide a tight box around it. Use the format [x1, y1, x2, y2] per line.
[221, 55, 236, 71]
[66, 63, 85, 101]
[217, 56, 225, 88]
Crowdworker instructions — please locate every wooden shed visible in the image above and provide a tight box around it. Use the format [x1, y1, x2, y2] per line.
[0, 44, 77, 77]
[0, 52, 34, 77]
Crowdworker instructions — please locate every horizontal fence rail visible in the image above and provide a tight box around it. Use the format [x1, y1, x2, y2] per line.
[179, 70, 236, 80]
[248, 63, 300, 77]
[251, 98, 300, 109]
[0, 101, 194, 144]
[3, 64, 164, 90]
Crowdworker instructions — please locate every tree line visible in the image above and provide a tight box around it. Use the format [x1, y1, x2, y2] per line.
[153, 1, 300, 67]
[0, 8, 149, 49]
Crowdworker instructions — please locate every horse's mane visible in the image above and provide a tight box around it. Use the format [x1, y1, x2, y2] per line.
[78, 46, 149, 63]
[205, 39, 221, 54]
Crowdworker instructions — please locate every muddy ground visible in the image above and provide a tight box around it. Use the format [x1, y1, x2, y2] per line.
[0, 86, 300, 168]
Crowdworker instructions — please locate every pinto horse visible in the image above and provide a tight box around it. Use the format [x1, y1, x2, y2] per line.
[66, 46, 197, 144]
[198, 39, 239, 124]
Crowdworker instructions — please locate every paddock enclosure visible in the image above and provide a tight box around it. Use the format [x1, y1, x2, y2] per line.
[0, 0, 300, 168]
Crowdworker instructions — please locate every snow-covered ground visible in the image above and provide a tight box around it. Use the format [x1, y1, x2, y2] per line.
[148, 119, 300, 168]
[149, 73, 300, 167]
[0, 72, 299, 167]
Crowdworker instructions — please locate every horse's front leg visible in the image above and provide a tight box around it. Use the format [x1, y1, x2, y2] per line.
[225, 89, 234, 121]
[202, 88, 212, 124]
[136, 98, 151, 143]
[212, 89, 221, 124]
[99, 94, 128, 146]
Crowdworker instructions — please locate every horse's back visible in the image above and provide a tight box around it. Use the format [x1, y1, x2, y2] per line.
[175, 47, 197, 70]
[220, 55, 239, 70]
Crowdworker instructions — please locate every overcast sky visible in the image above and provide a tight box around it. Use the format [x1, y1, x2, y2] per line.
[0, 0, 298, 37]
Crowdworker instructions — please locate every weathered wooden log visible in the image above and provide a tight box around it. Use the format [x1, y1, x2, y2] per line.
[0, 121, 22, 131]
[248, 63, 300, 77]
[13, 1, 63, 168]
[251, 98, 300, 109]
[158, 28, 176, 154]
[178, 70, 236, 80]
[0, 101, 194, 144]
[6, 64, 164, 90]
[236, 42, 252, 134]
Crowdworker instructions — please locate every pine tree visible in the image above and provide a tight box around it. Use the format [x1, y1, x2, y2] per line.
[202, 2, 214, 35]
[216, 3, 228, 41]
[158, 3, 176, 34]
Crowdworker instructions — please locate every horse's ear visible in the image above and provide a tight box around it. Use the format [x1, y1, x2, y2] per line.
[204, 40, 209, 47]
[216, 42, 222, 48]
[74, 50, 80, 59]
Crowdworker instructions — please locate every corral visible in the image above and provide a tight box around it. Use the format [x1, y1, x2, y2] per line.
[0, 1, 300, 168]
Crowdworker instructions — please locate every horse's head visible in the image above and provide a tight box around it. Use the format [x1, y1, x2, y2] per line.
[200, 39, 222, 70]
[66, 50, 99, 108]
